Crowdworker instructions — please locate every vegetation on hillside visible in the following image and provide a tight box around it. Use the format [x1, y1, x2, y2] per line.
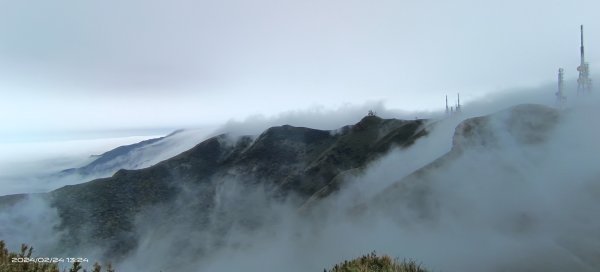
[326, 252, 428, 272]
[2, 240, 432, 272]
[0, 241, 114, 272]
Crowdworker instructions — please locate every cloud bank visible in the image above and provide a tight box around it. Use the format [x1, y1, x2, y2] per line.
[1, 81, 600, 272]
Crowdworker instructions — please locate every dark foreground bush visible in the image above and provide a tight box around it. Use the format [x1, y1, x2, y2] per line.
[326, 252, 428, 272]
[0, 240, 114, 272]
[3, 240, 428, 272]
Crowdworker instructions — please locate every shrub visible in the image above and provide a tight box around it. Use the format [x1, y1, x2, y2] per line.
[326, 252, 428, 272]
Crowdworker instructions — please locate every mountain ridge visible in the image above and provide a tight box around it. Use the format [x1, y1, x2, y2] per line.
[53, 128, 213, 182]
[3, 103, 594, 271]
[23, 115, 428, 258]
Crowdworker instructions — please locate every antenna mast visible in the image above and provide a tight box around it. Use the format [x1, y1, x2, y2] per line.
[577, 25, 592, 94]
[556, 68, 566, 107]
[445, 95, 449, 115]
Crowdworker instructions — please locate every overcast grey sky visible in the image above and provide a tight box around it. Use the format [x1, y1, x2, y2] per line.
[0, 0, 598, 140]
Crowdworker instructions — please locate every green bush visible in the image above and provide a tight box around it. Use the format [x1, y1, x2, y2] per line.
[326, 252, 428, 272]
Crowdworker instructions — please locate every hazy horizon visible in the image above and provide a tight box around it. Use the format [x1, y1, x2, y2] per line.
[1, 2, 600, 270]
[1, 0, 599, 141]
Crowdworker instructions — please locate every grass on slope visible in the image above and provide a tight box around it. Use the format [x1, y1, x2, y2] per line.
[326, 252, 428, 272]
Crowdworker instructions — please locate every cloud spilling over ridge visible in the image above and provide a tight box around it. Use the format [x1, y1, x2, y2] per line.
[0, 126, 220, 196]
[118, 95, 600, 271]
[211, 101, 427, 137]
[2, 82, 600, 271]
[358, 103, 600, 271]
[0, 135, 163, 195]
[213, 76, 596, 137]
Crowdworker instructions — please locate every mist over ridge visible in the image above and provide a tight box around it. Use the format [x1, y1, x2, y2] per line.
[0, 77, 600, 271]
[2, 0, 600, 270]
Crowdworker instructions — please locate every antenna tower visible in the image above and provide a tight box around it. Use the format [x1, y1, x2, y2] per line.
[556, 68, 566, 107]
[577, 25, 592, 94]
[445, 95, 449, 115]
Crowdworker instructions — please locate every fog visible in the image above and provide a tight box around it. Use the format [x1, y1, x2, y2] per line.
[2, 79, 600, 271]
[1, 0, 599, 136]
[124, 82, 600, 271]
[0, 102, 415, 196]
[116, 90, 600, 271]
[0, 135, 164, 195]
[2, 0, 600, 269]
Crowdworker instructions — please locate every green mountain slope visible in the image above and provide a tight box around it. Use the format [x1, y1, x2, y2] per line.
[31, 115, 427, 258]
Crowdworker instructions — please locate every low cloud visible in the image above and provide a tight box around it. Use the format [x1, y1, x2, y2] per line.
[114, 85, 600, 271]
[0, 135, 166, 195]
[1, 81, 600, 271]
